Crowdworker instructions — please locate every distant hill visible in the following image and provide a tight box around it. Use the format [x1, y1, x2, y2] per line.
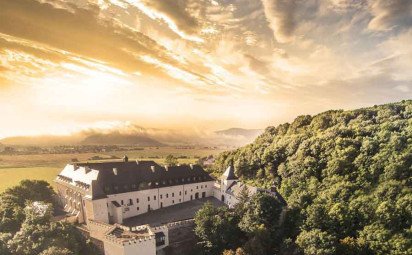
[213, 100, 412, 254]
[0, 135, 79, 146]
[80, 133, 164, 146]
[215, 128, 262, 138]
[0, 127, 262, 147]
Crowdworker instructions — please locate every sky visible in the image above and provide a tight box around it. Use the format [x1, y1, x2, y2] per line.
[0, 0, 411, 138]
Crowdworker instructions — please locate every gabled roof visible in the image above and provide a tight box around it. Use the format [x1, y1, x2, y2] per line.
[58, 161, 214, 196]
[226, 181, 257, 197]
[221, 165, 238, 181]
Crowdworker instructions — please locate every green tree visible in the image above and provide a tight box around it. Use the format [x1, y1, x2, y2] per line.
[39, 246, 73, 255]
[234, 185, 249, 217]
[296, 229, 337, 255]
[195, 202, 243, 255]
[239, 193, 284, 254]
[1, 181, 95, 255]
[165, 154, 178, 166]
[0, 232, 12, 255]
[0, 180, 55, 233]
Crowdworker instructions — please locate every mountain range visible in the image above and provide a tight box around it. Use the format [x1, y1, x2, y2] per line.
[0, 127, 262, 147]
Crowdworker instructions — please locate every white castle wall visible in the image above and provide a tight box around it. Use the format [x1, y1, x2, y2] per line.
[103, 236, 156, 255]
[105, 181, 214, 223]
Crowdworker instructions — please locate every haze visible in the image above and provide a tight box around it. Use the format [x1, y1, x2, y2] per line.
[1, 0, 412, 138]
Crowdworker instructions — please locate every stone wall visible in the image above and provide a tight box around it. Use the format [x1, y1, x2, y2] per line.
[165, 220, 197, 255]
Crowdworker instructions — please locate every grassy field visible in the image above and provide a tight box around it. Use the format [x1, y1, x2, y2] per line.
[0, 167, 61, 193]
[0, 147, 225, 192]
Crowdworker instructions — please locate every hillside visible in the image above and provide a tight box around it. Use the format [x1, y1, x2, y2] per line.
[80, 133, 164, 146]
[215, 128, 262, 138]
[213, 100, 412, 255]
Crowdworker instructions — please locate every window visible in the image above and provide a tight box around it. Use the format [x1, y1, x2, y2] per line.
[121, 200, 124, 205]
[156, 232, 165, 247]
[166, 194, 169, 198]
[154, 195, 157, 200]
[191, 189, 193, 192]
[136, 198, 139, 203]
[160, 194, 163, 199]
[172, 200, 174, 204]
[129, 199, 133, 205]
[179, 191, 182, 196]
[172, 193, 174, 197]
[185, 191, 187, 195]
[196, 186, 198, 189]
[148, 196, 150, 202]
[205, 185, 208, 188]
[137, 207, 139, 211]
[201, 185, 203, 189]
[179, 199, 181, 202]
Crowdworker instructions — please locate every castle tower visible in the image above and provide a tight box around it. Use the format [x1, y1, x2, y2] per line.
[221, 164, 238, 190]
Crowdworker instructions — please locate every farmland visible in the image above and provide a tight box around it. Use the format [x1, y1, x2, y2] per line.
[0, 146, 225, 192]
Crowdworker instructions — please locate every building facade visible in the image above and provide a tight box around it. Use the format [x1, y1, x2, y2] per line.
[55, 158, 280, 255]
[55, 158, 215, 225]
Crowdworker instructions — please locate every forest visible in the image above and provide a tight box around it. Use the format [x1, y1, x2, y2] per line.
[208, 100, 412, 255]
[0, 180, 95, 255]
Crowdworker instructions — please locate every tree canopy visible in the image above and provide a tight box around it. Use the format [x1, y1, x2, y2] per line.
[212, 100, 412, 255]
[194, 193, 284, 255]
[165, 154, 179, 166]
[0, 180, 96, 255]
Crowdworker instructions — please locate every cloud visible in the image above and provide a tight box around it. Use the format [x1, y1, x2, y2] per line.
[327, 0, 366, 11]
[0, 0, 231, 88]
[368, 0, 412, 31]
[0, 0, 180, 76]
[121, 0, 217, 42]
[261, 0, 297, 43]
[375, 28, 412, 81]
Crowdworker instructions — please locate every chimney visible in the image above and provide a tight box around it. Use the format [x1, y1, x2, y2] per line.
[151, 166, 155, 172]
[189, 164, 194, 170]
[84, 166, 91, 173]
[136, 160, 139, 165]
[123, 155, 129, 162]
[113, 168, 118, 175]
[165, 165, 169, 171]
[73, 164, 79, 170]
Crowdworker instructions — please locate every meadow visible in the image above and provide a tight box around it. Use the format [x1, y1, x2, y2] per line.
[0, 147, 225, 192]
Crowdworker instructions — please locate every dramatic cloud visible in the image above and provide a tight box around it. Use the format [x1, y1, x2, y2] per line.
[368, 0, 412, 31]
[0, 0, 158, 73]
[261, 0, 297, 43]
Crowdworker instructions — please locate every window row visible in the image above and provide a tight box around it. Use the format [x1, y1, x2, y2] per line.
[103, 177, 210, 193]
[113, 185, 209, 206]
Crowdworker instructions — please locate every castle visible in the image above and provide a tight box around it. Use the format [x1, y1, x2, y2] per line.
[55, 156, 282, 255]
